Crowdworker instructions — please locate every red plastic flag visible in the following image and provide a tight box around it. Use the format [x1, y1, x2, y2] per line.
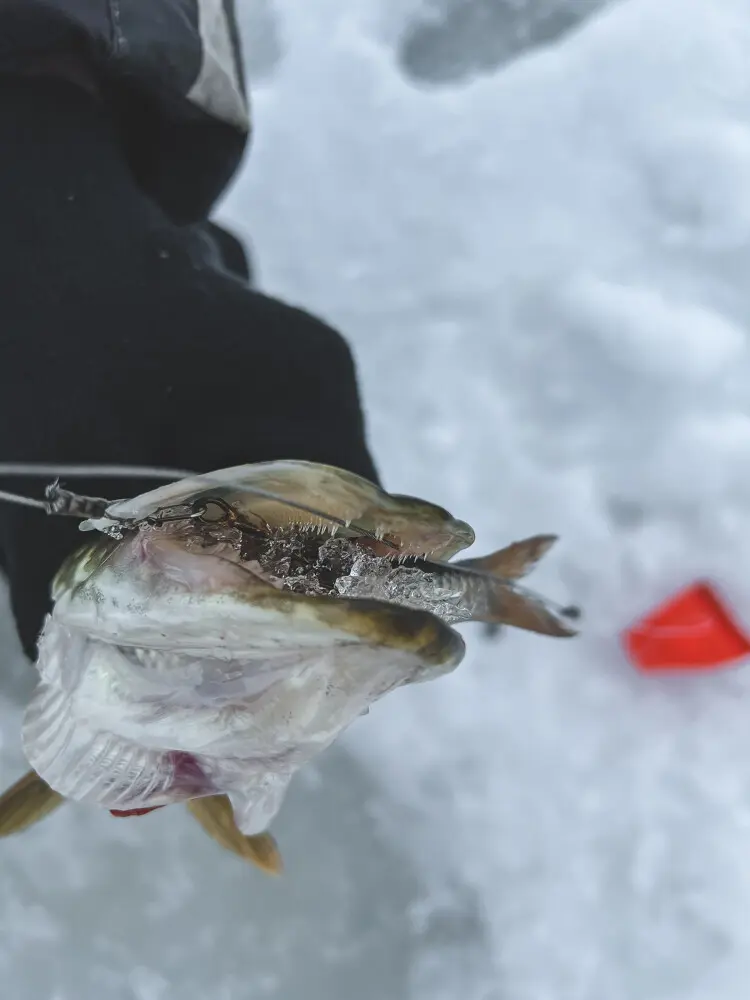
[622, 581, 750, 672]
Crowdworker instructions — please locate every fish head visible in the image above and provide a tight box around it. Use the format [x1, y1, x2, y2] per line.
[95, 461, 476, 559]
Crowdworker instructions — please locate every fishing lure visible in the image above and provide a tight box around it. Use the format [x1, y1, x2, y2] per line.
[0, 461, 580, 872]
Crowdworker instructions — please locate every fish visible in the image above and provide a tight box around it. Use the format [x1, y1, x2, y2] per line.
[10, 461, 578, 846]
[0, 769, 283, 875]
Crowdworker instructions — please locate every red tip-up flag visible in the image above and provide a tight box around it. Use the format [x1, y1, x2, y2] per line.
[622, 581, 750, 672]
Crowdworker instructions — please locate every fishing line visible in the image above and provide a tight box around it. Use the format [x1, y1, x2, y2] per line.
[0, 489, 47, 512]
[0, 464, 191, 518]
[0, 463, 193, 480]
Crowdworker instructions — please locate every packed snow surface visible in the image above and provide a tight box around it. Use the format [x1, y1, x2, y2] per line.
[4, 1, 750, 997]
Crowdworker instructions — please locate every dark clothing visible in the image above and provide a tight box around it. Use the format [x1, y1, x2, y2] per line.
[196, 221, 256, 287]
[0, 78, 378, 660]
[0, 0, 249, 223]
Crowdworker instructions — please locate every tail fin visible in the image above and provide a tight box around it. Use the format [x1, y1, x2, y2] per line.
[456, 534, 558, 579]
[0, 770, 64, 837]
[187, 796, 283, 875]
[479, 582, 579, 637]
[455, 535, 579, 637]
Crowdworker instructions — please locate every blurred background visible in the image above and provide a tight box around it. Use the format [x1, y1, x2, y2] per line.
[5, 0, 750, 997]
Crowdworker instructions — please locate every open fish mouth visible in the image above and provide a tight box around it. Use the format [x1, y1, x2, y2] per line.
[18, 461, 580, 838]
[113, 503, 576, 636]
[77, 459, 579, 636]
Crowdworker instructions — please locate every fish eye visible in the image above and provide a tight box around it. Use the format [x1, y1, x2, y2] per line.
[195, 498, 234, 524]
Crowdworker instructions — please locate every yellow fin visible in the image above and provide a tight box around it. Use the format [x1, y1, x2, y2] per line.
[187, 795, 283, 875]
[484, 585, 578, 637]
[0, 770, 65, 837]
[456, 534, 558, 579]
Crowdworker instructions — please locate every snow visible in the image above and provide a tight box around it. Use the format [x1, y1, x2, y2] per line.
[5, 0, 750, 996]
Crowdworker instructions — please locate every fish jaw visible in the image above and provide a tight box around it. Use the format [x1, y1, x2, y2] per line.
[96, 460, 477, 560]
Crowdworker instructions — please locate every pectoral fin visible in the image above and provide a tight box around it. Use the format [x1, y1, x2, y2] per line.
[0, 770, 64, 837]
[187, 795, 283, 875]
